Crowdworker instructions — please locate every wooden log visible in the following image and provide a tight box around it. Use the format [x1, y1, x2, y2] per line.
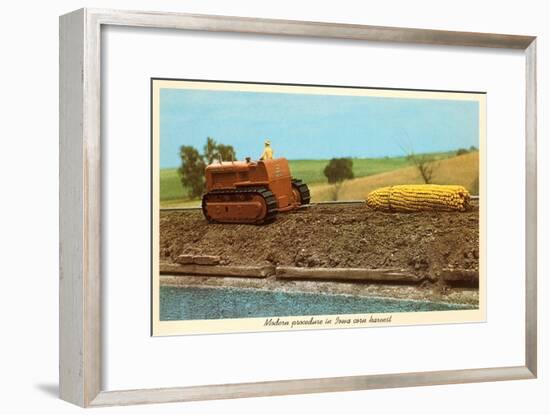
[174, 255, 195, 265]
[441, 269, 479, 287]
[160, 262, 274, 278]
[175, 254, 221, 265]
[193, 255, 221, 265]
[275, 267, 422, 283]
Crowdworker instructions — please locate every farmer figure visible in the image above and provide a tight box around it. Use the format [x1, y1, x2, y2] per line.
[260, 139, 274, 160]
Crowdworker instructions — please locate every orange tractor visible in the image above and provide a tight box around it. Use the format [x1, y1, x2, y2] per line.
[202, 158, 310, 224]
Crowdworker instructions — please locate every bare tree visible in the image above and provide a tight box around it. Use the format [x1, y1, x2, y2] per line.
[406, 151, 437, 184]
[398, 139, 438, 184]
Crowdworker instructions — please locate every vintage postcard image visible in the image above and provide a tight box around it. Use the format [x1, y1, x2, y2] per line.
[151, 79, 486, 336]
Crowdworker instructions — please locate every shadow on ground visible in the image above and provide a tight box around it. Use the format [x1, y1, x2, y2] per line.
[35, 383, 58, 398]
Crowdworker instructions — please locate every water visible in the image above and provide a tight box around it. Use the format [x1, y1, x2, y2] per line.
[160, 286, 475, 321]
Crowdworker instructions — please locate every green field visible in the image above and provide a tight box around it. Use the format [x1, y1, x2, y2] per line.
[160, 168, 188, 202]
[160, 152, 457, 205]
[288, 157, 410, 185]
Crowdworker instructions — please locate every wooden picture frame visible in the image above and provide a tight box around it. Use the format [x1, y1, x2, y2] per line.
[59, 8, 537, 407]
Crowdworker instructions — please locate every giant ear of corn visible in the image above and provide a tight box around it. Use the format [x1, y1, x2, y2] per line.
[366, 184, 471, 212]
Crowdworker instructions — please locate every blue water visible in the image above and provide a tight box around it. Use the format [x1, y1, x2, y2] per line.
[160, 286, 475, 321]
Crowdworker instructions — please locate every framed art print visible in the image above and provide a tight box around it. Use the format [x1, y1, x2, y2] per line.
[151, 78, 486, 336]
[59, 8, 537, 407]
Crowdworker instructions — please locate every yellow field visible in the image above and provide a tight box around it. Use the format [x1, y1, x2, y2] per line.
[309, 152, 479, 202]
[160, 199, 202, 208]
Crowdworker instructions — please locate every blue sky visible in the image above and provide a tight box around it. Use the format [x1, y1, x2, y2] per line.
[159, 87, 480, 169]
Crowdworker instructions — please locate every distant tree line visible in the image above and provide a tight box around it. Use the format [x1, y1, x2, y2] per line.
[179, 137, 236, 199]
[456, 145, 478, 156]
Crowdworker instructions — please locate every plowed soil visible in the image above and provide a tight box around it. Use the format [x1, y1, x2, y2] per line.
[160, 204, 479, 280]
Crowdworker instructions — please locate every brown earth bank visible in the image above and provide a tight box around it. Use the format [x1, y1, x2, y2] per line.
[160, 204, 479, 283]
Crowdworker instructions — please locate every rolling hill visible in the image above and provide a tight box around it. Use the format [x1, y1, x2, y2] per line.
[309, 151, 479, 202]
